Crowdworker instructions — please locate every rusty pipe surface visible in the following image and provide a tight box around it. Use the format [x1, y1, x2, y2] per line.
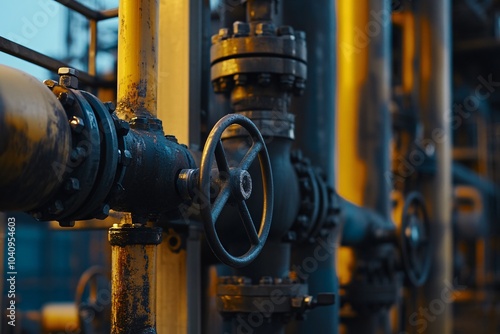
[110, 225, 162, 334]
[0, 65, 71, 211]
[116, 0, 158, 120]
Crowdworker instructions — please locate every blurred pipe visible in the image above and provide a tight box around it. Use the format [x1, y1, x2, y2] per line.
[283, 0, 338, 333]
[0, 65, 71, 212]
[337, 0, 392, 332]
[415, 0, 453, 333]
[0, 212, 4, 315]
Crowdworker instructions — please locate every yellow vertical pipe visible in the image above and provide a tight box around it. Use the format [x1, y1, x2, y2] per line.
[111, 243, 158, 333]
[336, 0, 369, 206]
[116, 0, 158, 120]
[336, 0, 369, 287]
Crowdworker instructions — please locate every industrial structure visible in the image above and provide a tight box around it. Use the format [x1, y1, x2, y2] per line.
[0, 0, 499, 333]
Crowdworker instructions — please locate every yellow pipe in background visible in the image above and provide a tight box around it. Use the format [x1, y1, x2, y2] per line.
[157, 0, 202, 147]
[116, 0, 158, 120]
[336, 0, 370, 287]
[156, 2, 204, 333]
[393, 12, 416, 95]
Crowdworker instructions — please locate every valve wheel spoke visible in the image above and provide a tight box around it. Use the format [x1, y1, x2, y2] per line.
[239, 141, 263, 170]
[238, 200, 260, 245]
[215, 140, 230, 174]
[212, 182, 231, 222]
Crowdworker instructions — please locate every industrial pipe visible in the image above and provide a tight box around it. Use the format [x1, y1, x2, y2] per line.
[0, 65, 71, 212]
[116, 0, 158, 120]
[336, 0, 394, 333]
[109, 224, 162, 334]
[415, 0, 453, 333]
[282, 0, 338, 333]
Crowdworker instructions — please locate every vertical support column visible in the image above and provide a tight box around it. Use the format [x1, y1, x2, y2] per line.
[156, 1, 206, 333]
[283, 1, 338, 333]
[116, 0, 158, 120]
[157, 0, 202, 148]
[112, 2, 162, 333]
[109, 225, 162, 334]
[416, 1, 452, 333]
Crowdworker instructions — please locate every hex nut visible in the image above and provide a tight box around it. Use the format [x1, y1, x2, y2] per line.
[277, 26, 294, 36]
[58, 67, 79, 76]
[255, 22, 275, 36]
[65, 178, 80, 193]
[58, 91, 75, 106]
[69, 116, 85, 133]
[233, 21, 250, 37]
[95, 204, 110, 220]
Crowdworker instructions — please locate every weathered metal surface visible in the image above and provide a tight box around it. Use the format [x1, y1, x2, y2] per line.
[116, 0, 158, 121]
[110, 225, 161, 334]
[108, 124, 195, 220]
[0, 65, 71, 211]
[283, 1, 339, 333]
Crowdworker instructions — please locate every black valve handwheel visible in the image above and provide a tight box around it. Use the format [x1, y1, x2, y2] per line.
[75, 266, 110, 332]
[400, 192, 432, 287]
[199, 114, 273, 268]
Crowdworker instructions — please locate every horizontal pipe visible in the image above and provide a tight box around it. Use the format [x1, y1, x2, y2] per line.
[340, 198, 396, 246]
[0, 37, 115, 88]
[54, 0, 118, 20]
[0, 65, 71, 211]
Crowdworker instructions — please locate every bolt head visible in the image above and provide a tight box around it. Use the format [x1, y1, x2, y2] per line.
[115, 119, 130, 136]
[59, 75, 79, 89]
[58, 91, 75, 106]
[280, 74, 295, 91]
[255, 22, 275, 36]
[48, 200, 64, 215]
[294, 79, 306, 96]
[95, 204, 110, 220]
[70, 147, 87, 164]
[218, 28, 230, 40]
[219, 77, 231, 93]
[258, 73, 272, 86]
[233, 21, 250, 37]
[218, 276, 230, 285]
[69, 116, 85, 133]
[259, 276, 273, 285]
[104, 101, 116, 113]
[212, 80, 222, 93]
[58, 67, 79, 76]
[65, 178, 80, 193]
[236, 276, 251, 285]
[234, 74, 247, 86]
[294, 30, 306, 40]
[278, 26, 295, 37]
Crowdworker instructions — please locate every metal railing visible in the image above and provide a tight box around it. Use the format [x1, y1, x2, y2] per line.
[0, 0, 118, 88]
